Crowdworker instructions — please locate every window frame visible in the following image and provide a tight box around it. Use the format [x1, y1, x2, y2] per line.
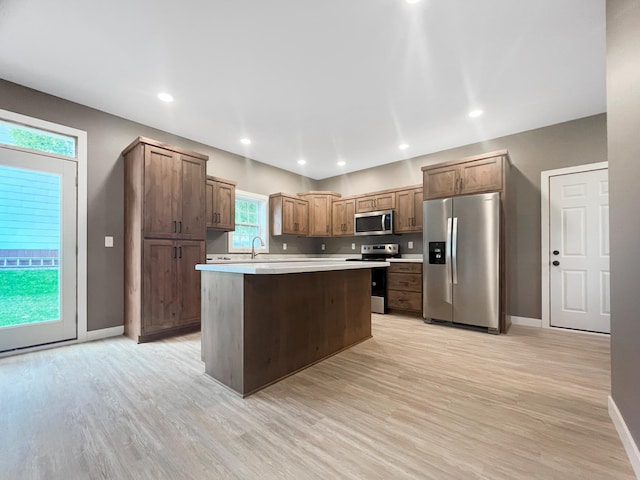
[227, 190, 269, 254]
[0, 118, 77, 160]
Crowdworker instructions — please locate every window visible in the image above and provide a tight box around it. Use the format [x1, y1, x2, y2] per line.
[0, 119, 76, 158]
[228, 190, 269, 253]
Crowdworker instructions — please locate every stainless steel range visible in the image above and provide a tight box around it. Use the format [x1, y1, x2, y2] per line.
[348, 243, 400, 314]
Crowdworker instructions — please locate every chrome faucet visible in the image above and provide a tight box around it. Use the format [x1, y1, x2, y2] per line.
[251, 236, 265, 259]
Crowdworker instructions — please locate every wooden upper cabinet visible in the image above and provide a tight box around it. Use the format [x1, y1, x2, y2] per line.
[395, 187, 423, 233]
[422, 150, 506, 200]
[143, 146, 178, 239]
[178, 154, 207, 240]
[423, 164, 459, 200]
[458, 156, 503, 195]
[332, 198, 356, 236]
[206, 176, 236, 231]
[298, 192, 340, 237]
[270, 193, 308, 236]
[355, 191, 396, 213]
[137, 141, 207, 240]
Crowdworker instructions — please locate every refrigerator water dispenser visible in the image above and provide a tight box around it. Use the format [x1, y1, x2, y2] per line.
[428, 242, 446, 264]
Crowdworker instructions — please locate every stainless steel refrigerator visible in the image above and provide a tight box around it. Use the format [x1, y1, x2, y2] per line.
[423, 192, 500, 333]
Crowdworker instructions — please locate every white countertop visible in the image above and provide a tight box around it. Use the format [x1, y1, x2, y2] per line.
[196, 260, 389, 275]
[388, 258, 423, 263]
[206, 256, 347, 264]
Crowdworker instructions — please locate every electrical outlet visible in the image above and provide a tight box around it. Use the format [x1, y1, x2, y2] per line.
[105, 236, 113, 248]
[283, 242, 287, 251]
[321, 243, 326, 251]
[408, 241, 414, 249]
[351, 243, 356, 250]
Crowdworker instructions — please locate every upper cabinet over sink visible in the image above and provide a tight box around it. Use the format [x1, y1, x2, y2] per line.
[206, 176, 235, 231]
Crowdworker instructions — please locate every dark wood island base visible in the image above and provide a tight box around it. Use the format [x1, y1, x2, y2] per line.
[200, 268, 372, 397]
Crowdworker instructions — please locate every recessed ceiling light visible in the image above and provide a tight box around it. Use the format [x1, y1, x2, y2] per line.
[157, 92, 174, 103]
[468, 109, 484, 118]
[399, 144, 409, 150]
[297, 159, 307, 165]
[406, 0, 421, 3]
[337, 160, 346, 167]
[240, 138, 251, 145]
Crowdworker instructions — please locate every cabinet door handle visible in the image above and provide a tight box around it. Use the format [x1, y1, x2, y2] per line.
[173, 220, 177, 233]
[178, 221, 182, 233]
[179, 246, 182, 258]
[173, 246, 177, 259]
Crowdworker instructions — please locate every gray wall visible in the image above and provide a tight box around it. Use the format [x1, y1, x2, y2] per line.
[318, 115, 608, 319]
[0, 79, 318, 331]
[607, 0, 640, 450]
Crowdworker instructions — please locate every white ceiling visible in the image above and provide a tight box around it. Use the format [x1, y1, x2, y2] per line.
[0, 0, 605, 180]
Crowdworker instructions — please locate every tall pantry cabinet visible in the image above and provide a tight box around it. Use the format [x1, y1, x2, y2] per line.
[123, 137, 207, 343]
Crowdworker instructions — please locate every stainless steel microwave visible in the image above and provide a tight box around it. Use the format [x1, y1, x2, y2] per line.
[354, 210, 394, 236]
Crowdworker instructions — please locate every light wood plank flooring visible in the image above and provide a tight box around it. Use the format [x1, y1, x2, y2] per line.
[0, 314, 634, 479]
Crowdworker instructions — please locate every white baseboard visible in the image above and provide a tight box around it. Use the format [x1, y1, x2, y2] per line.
[509, 316, 542, 328]
[609, 396, 640, 479]
[86, 325, 124, 342]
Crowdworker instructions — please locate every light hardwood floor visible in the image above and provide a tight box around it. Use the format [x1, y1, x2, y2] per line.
[0, 314, 634, 479]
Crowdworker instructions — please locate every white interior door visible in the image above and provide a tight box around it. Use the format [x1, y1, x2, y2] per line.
[0, 147, 77, 351]
[549, 168, 609, 333]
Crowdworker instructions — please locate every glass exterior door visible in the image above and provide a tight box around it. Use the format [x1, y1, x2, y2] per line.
[0, 147, 77, 351]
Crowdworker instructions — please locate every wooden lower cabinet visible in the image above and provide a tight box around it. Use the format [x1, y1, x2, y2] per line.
[387, 262, 423, 314]
[131, 239, 205, 342]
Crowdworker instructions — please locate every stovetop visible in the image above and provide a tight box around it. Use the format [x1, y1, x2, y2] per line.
[347, 243, 400, 261]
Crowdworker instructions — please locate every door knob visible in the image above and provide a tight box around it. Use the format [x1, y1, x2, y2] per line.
[552, 250, 559, 255]
[552, 260, 560, 266]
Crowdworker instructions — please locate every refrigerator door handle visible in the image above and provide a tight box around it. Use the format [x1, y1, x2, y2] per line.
[452, 217, 458, 285]
[446, 217, 453, 282]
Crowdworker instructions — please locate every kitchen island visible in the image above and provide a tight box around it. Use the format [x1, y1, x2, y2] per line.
[195, 261, 387, 396]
